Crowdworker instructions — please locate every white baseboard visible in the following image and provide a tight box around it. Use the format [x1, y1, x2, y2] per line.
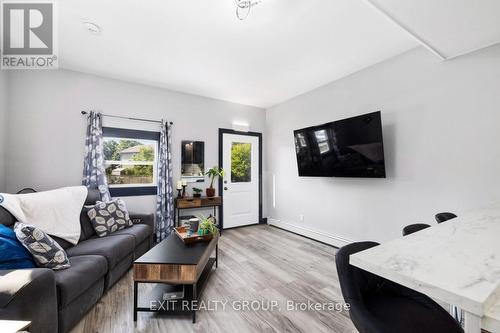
[267, 218, 353, 248]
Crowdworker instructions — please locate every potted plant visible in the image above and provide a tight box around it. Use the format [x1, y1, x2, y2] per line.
[205, 166, 224, 197]
[197, 215, 218, 236]
[192, 187, 202, 198]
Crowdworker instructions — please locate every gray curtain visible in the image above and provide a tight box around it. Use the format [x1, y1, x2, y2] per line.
[155, 121, 174, 242]
[82, 111, 111, 201]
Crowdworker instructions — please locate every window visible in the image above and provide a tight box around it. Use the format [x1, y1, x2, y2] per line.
[103, 127, 160, 196]
[314, 129, 330, 154]
[231, 142, 252, 183]
[295, 133, 307, 148]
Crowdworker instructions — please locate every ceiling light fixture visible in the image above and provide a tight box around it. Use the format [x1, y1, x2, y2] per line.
[83, 21, 102, 35]
[235, 0, 261, 20]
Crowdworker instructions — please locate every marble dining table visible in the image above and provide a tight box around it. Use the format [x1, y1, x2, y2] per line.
[484, 299, 500, 333]
[350, 203, 500, 333]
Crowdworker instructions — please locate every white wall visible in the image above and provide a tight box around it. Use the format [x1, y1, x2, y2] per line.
[5, 69, 265, 213]
[266, 45, 500, 246]
[0, 71, 8, 192]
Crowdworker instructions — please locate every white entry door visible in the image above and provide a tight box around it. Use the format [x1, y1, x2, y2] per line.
[222, 132, 260, 229]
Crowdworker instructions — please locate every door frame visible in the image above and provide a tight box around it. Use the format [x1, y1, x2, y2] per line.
[218, 128, 263, 230]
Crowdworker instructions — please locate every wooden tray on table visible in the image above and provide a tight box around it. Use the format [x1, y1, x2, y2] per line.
[174, 226, 214, 245]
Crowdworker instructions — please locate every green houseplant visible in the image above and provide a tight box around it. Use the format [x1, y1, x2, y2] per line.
[192, 187, 202, 198]
[197, 215, 218, 236]
[205, 166, 225, 197]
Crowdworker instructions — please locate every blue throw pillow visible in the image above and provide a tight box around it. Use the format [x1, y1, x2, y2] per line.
[0, 224, 36, 269]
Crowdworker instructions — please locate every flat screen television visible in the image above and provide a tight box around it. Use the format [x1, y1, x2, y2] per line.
[293, 111, 386, 178]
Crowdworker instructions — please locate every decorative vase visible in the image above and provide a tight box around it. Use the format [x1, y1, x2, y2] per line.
[206, 187, 215, 197]
[189, 218, 199, 233]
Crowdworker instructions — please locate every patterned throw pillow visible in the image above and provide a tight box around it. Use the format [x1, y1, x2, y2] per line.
[87, 199, 133, 237]
[13, 222, 71, 270]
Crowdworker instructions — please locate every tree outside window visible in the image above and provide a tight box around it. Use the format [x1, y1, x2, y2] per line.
[231, 142, 252, 183]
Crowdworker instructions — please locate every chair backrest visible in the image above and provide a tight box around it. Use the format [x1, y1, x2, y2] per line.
[402, 223, 430, 236]
[16, 188, 37, 194]
[335, 241, 381, 304]
[435, 212, 457, 223]
[336, 241, 390, 333]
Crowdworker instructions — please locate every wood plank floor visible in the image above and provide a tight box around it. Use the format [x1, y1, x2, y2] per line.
[70, 225, 357, 333]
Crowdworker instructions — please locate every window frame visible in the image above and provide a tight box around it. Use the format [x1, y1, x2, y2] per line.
[103, 127, 160, 197]
[314, 129, 331, 154]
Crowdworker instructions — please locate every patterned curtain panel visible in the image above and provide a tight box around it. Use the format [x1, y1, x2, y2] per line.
[155, 121, 174, 242]
[82, 111, 112, 202]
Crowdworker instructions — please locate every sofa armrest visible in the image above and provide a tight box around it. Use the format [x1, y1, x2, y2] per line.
[0, 268, 58, 333]
[130, 213, 155, 234]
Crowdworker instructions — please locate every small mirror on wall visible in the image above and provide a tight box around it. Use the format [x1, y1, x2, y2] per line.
[181, 141, 205, 182]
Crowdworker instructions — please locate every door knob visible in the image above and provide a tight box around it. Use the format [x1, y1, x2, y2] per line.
[224, 187, 228, 191]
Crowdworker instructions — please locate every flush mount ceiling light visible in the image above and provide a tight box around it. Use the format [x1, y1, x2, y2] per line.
[83, 21, 102, 35]
[235, 0, 261, 20]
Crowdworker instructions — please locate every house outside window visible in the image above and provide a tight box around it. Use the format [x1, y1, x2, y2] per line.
[103, 127, 160, 196]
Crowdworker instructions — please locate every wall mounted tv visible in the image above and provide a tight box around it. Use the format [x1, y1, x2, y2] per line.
[293, 111, 386, 178]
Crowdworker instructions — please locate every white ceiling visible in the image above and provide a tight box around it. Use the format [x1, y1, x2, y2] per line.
[58, 0, 417, 108]
[58, 0, 499, 108]
[367, 0, 500, 59]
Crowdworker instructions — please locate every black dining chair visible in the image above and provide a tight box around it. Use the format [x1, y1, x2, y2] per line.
[16, 188, 37, 194]
[435, 212, 457, 223]
[402, 223, 431, 236]
[335, 242, 464, 333]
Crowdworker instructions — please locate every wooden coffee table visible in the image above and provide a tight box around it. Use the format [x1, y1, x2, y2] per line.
[133, 232, 219, 323]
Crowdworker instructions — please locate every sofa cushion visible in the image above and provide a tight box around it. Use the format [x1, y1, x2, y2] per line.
[14, 222, 71, 271]
[66, 234, 135, 269]
[77, 188, 102, 242]
[79, 207, 96, 241]
[86, 199, 133, 237]
[51, 235, 73, 250]
[0, 205, 16, 227]
[107, 224, 151, 247]
[0, 268, 58, 333]
[85, 189, 101, 205]
[55, 255, 107, 307]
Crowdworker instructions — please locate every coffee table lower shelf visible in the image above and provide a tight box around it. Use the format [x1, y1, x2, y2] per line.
[133, 257, 216, 323]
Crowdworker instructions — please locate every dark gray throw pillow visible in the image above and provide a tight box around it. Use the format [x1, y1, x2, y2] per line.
[13, 222, 71, 270]
[87, 198, 133, 237]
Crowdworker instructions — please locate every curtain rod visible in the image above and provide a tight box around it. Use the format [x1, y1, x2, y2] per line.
[81, 111, 173, 125]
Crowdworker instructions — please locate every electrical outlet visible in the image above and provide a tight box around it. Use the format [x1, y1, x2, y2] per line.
[299, 214, 304, 222]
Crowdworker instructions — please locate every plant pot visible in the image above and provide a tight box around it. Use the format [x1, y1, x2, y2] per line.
[193, 193, 201, 198]
[206, 187, 215, 197]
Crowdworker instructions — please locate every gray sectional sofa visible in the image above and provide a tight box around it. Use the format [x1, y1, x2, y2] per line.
[0, 189, 154, 333]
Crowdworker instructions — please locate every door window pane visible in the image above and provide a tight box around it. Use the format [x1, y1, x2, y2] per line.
[231, 142, 252, 183]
